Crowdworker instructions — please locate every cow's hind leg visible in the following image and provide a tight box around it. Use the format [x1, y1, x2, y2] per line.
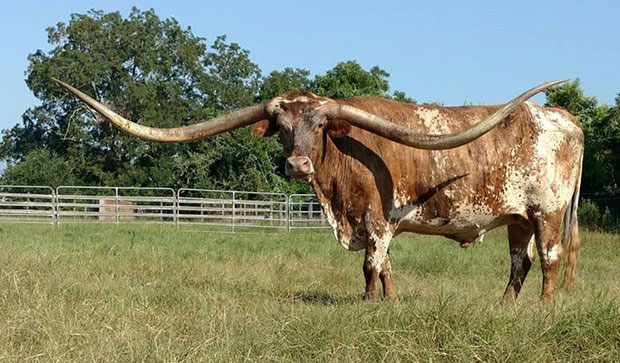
[503, 223, 534, 302]
[532, 210, 565, 302]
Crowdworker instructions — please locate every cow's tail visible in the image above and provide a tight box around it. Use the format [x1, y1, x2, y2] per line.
[560, 159, 583, 290]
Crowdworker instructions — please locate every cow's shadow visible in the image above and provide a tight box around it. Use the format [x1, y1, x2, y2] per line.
[292, 291, 357, 305]
[291, 290, 420, 305]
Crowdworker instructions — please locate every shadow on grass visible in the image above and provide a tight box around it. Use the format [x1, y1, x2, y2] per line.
[291, 291, 424, 305]
[292, 291, 360, 305]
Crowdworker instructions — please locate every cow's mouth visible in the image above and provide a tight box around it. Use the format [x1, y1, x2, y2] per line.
[288, 171, 313, 180]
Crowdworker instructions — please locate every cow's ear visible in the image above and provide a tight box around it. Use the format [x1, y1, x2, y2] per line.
[326, 118, 351, 138]
[252, 119, 279, 137]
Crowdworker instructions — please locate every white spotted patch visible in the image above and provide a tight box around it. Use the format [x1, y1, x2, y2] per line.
[500, 103, 582, 215]
[546, 244, 562, 263]
[320, 199, 339, 241]
[527, 236, 537, 262]
[366, 224, 392, 273]
[389, 201, 423, 222]
[451, 202, 495, 229]
[414, 107, 451, 134]
[279, 96, 311, 103]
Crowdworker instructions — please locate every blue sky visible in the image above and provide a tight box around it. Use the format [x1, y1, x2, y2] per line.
[1, 0, 619, 131]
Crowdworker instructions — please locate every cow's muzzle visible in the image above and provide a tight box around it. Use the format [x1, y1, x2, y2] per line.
[285, 156, 314, 180]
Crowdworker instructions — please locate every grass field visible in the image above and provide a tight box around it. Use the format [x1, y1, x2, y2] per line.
[0, 224, 619, 362]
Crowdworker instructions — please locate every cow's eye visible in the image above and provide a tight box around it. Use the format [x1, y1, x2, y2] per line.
[317, 121, 326, 129]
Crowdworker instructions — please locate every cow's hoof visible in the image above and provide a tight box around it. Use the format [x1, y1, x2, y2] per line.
[362, 292, 376, 301]
[385, 294, 399, 304]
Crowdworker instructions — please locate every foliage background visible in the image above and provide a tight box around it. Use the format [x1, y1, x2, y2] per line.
[1, 8, 618, 230]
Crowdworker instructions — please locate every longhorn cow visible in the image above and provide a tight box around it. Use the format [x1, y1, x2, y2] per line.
[55, 78, 583, 302]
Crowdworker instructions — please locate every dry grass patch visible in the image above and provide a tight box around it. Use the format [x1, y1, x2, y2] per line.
[0, 225, 619, 361]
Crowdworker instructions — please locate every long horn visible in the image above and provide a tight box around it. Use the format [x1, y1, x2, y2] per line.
[52, 78, 268, 143]
[334, 79, 568, 150]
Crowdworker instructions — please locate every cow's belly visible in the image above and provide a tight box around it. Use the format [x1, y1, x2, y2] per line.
[392, 203, 520, 243]
[397, 219, 485, 240]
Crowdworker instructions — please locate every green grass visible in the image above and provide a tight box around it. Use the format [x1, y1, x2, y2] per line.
[0, 224, 619, 362]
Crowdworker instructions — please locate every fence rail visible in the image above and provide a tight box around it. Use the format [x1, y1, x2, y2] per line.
[0, 185, 329, 232]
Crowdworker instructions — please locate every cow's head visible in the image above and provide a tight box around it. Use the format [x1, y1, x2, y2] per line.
[52, 78, 566, 182]
[251, 92, 351, 180]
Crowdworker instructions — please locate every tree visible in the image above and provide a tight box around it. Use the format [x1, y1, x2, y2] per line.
[259, 61, 415, 102]
[258, 68, 312, 101]
[596, 95, 620, 205]
[314, 61, 390, 99]
[546, 81, 620, 230]
[312, 60, 414, 102]
[0, 8, 282, 191]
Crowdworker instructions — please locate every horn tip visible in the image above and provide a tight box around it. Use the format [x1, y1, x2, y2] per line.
[50, 77, 70, 89]
[550, 78, 570, 87]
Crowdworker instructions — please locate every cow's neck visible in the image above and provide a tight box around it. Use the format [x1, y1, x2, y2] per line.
[309, 135, 349, 208]
[307, 136, 356, 243]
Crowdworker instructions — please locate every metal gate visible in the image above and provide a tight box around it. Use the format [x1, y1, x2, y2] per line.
[288, 194, 329, 229]
[56, 186, 175, 225]
[0, 185, 55, 224]
[177, 189, 288, 232]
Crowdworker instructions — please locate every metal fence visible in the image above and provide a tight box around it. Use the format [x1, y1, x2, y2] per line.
[56, 186, 176, 225]
[0, 185, 55, 224]
[0, 185, 329, 232]
[289, 194, 327, 229]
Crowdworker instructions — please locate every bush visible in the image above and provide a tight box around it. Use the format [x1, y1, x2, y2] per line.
[601, 207, 618, 232]
[1, 149, 80, 188]
[579, 199, 601, 229]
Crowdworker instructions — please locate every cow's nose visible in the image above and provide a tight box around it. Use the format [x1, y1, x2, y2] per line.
[285, 156, 314, 179]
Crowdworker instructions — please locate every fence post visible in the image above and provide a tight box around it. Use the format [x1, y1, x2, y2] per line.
[52, 189, 58, 227]
[174, 189, 179, 230]
[231, 191, 236, 233]
[55, 187, 61, 226]
[286, 195, 290, 233]
[115, 187, 119, 226]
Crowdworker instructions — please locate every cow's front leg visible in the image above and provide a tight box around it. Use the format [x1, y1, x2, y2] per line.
[379, 250, 397, 302]
[362, 245, 379, 300]
[362, 227, 397, 301]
